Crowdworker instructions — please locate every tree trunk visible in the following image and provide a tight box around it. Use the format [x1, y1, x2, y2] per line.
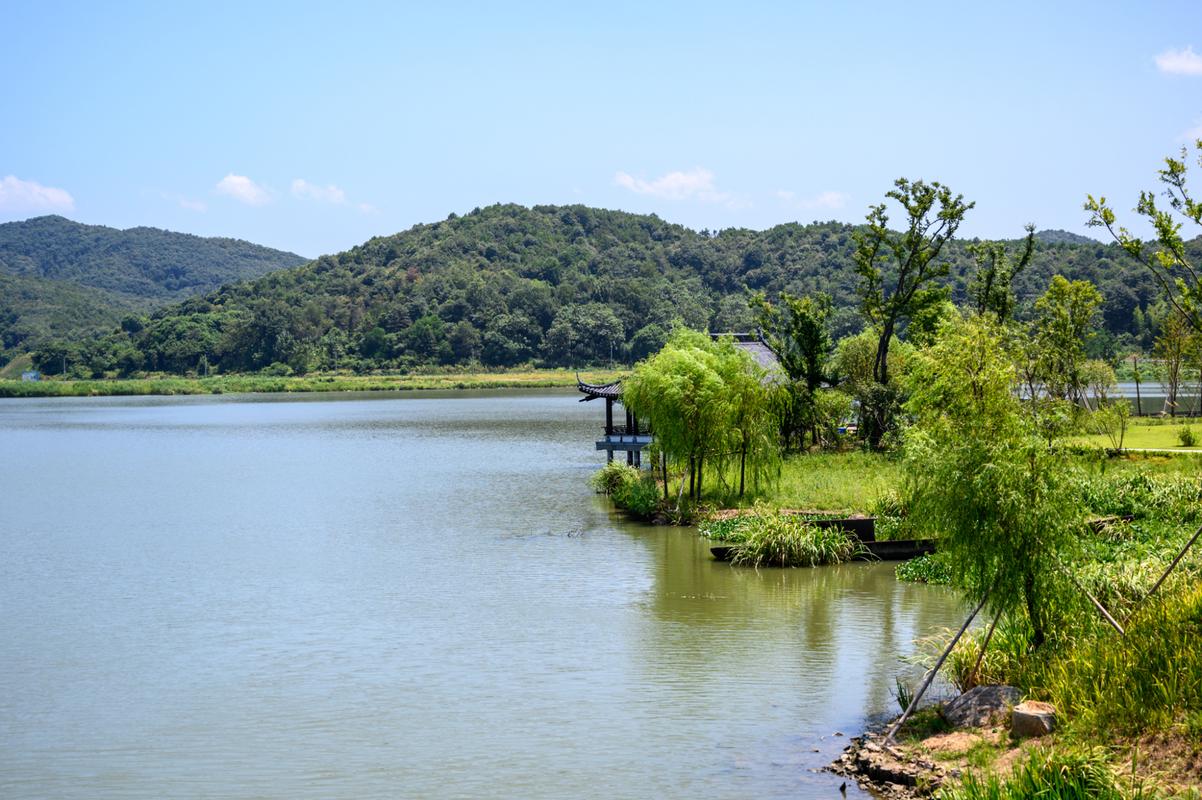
[661, 452, 669, 501]
[1024, 571, 1046, 649]
[739, 443, 747, 497]
[874, 319, 895, 386]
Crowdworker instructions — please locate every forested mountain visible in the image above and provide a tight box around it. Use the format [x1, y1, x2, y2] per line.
[0, 215, 306, 357]
[37, 204, 1194, 377]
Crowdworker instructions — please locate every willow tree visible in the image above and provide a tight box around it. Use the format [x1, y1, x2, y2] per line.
[905, 313, 1080, 650]
[854, 178, 973, 447]
[623, 329, 780, 503]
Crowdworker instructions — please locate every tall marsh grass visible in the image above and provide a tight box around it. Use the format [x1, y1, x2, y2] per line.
[938, 747, 1141, 800]
[709, 508, 865, 567]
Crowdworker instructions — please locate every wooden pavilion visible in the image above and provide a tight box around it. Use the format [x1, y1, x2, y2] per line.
[576, 376, 652, 466]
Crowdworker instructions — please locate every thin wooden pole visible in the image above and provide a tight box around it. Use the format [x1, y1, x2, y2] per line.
[885, 589, 991, 744]
[1052, 558, 1126, 637]
[1127, 522, 1202, 622]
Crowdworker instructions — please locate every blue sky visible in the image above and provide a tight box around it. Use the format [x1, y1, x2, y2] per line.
[2, 0, 1200, 257]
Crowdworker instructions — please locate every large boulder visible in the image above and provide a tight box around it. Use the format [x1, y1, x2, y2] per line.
[942, 685, 1022, 728]
[1011, 701, 1056, 738]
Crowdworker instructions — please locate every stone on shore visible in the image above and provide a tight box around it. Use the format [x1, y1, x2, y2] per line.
[1011, 701, 1056, 738]
[942, 685, 1022, 728]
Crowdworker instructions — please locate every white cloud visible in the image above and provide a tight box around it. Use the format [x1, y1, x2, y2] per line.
[777, 188, 848, 211]
[0, 175, 75, 213]
[357, 202, 377, 214]
[1155, 46, 1202, 76]
[215, 173, 271, 206]
[614, 167, 736, 206]
[291, 178, 346, 204]
[1182, 120, 1202, 142]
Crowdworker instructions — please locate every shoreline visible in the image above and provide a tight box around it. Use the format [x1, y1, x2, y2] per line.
[0, 368, 627, 399]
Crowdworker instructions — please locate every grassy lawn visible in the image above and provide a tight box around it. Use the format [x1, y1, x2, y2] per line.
[705, 447, 1201, 515]
[1072, 416, 1202, 451]
[706, 450, 902, 513]
[0, 368, 627, 398]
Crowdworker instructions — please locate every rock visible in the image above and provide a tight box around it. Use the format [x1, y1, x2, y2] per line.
[942, 685, 1022, 728]
[1011, 701, 1056, 738]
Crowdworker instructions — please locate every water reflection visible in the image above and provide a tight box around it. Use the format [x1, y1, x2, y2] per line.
[0, 391, 964, 800]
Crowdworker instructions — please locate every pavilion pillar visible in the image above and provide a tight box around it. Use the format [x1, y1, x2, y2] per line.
[605, 399, 614, 435]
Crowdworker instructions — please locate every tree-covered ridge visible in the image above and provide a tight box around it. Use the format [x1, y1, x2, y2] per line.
[0, 272, 144, 353]
[47, 203, 1201, 376]
[0, 215, 306, 299]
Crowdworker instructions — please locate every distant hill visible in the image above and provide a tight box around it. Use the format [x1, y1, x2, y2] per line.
[60, 203, 1186, 377]
[1035, 229, 1099, 246]
[0, 216, 306, 357]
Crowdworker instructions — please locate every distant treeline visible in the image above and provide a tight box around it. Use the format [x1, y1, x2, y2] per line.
[24, 204, 1195, 377]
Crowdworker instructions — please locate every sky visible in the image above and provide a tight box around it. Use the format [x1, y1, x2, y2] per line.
[2, 0, 1200, 258]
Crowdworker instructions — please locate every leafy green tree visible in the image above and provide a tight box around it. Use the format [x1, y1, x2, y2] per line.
[751, 291, 832, 448]
[905, 313, 1080, 649]
[854, 179, 974, 446]
[966, 224, 1036, 320]
[623, 330, 780, 502]
[1086, 139, 1202, 332]
[1033, 275, 1102, 404]
[1154, 308, 1190, 417]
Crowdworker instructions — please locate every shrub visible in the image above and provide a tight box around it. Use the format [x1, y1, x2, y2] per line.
[612, 473, 661, 517]
[590, 462, 639, 496]
[591, 463, 662, 519]
[728, 511, 863, 567]
[1180, 425, 1197, 447]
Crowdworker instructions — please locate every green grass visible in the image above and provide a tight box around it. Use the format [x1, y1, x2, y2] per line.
[938, 747, 1138, 800]
[1072, 416, 1202, 451]
[0, 368, 626, 398]
[704, 450, 902, 512]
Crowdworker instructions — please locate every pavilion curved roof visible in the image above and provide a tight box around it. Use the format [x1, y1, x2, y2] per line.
[576, 375, 622, 401]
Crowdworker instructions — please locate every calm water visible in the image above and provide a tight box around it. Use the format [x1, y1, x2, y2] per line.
[0, 390, 963, 799]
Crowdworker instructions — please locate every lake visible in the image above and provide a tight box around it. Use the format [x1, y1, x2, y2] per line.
[0, 389, 963, 799]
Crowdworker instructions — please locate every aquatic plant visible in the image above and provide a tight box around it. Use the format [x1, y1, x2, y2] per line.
[895, 553, 952, 585]
[728, 512, 863, 568]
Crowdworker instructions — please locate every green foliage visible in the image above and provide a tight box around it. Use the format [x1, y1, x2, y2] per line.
[1075, 470, 1202, 521]
[905, 313, 1082, 649]
[723, 509, 864, 567]
[590, 462, 661, 518]
[36, 203, 1177, 378]
[1039, 585, 1202, 736]
[854, 178, 974, 446]
[1180, 425, 1197, 447]
[591, 462, 639, 495]
[1033, 275, 1103, 403]
[1087, 139, 1202, 335]
[938, 747, 1137, 800]
[0, 215, 304, 360]
[895, 553, 952, 585]
[966, 224, 1036, 320]
[1088, 400, 1130, 453]
[752, 291, 833, 448]
[623, 328, 782, 501]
